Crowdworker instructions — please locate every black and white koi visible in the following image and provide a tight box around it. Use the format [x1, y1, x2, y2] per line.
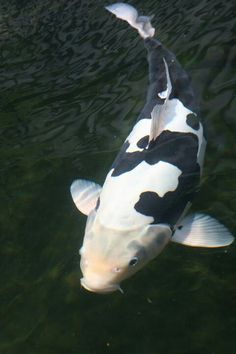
[70, 3, 234, 294]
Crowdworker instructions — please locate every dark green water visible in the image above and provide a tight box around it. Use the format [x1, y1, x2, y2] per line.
[1, 0, 236, 353]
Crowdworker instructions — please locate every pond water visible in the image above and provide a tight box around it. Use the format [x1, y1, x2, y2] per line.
[1, 0, 236, 353]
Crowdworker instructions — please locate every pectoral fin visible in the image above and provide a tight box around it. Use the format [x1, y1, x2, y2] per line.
[172, 213, 234, 247]
[70, 179, 102, 215]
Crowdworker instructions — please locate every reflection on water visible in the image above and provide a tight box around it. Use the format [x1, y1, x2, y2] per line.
[0, 0, 236, 353]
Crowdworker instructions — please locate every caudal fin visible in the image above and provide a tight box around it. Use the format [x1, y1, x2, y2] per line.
[105, 3, 155, 39]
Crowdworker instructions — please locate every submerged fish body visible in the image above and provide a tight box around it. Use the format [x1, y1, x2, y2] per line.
[70, 3, 234, 294]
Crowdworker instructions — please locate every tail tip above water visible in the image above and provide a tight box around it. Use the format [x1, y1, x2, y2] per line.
[105, 2, 155, 39]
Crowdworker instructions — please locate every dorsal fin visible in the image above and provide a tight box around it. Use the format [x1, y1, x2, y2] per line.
[149, 58, 172, 143]
[158, 58, 172, 100]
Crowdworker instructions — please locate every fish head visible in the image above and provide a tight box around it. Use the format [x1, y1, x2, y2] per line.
[79, 211, 171, 294]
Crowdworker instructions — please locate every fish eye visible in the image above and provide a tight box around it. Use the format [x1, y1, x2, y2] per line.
[129, 257, 139, 267]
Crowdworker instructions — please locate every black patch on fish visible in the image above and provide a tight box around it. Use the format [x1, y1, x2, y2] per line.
[138, 38, 198, 121]
[134, 167, 200, 226]
[186, 113, 200, 130]
[110, 140, 139, 174]
[112, 131, 199, 176]
[137, 136, 149, 149]
[108, 37, 202, 228]
[168, 69, 196, 114]
[111, 130, 200, 226]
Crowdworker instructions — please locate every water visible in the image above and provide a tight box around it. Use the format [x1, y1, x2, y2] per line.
[0, 0, 236, 353]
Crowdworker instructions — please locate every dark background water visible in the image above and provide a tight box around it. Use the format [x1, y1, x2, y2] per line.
[1, 0, 236, 353]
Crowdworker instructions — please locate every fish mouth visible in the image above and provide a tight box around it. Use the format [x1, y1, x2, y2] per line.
[80, 278, 123, 294]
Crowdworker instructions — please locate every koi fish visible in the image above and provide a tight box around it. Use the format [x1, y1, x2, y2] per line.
[70, 3, 234, 294]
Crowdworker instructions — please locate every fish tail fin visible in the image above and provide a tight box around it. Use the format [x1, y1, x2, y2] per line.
[105, 3, 155, 39]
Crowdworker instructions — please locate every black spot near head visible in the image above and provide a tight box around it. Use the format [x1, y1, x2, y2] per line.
[186, 113, 200, 130]
[137, 135, 149, 149]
